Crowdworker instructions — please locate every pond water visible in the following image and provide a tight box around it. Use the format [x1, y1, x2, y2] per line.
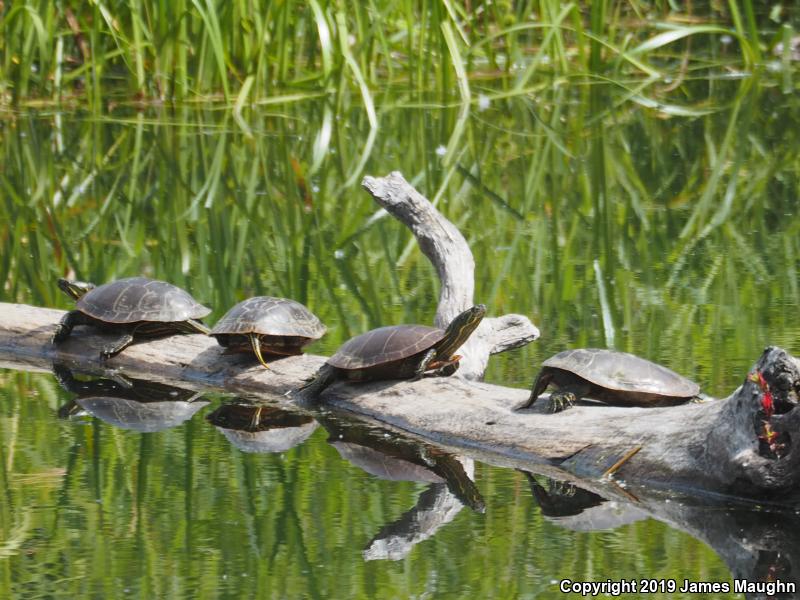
[2, 40, 800, 600]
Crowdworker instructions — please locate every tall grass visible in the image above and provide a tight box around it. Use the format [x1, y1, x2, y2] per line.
[0, 1, 782, 107]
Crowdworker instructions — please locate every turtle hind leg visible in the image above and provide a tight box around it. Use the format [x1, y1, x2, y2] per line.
[101, 332, 135, 359]
[515, 369, 554, 411]
[294, 364, 338, 401]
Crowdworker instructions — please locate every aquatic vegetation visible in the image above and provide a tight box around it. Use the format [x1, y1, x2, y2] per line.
[0, 1, 782, 107]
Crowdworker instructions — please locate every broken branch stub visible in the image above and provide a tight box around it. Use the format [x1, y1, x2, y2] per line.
[705, 346, 800, 496]
[361, 172, 540, 379]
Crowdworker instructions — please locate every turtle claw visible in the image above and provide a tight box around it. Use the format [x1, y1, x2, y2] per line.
[548, 391, 577, 413]
[435, 357, 461, 377]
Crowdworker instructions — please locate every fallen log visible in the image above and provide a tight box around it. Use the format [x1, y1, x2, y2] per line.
[1, 172, 799, 504]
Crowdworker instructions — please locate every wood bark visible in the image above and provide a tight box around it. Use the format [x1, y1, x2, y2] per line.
[1, 172, 799, 503]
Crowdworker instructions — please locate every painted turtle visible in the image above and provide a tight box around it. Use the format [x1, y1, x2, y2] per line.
[300, 304, 486, 396]
[52, 277, 211, 359]
[210, 296, 325, 368]
[516, 348, 701, 413]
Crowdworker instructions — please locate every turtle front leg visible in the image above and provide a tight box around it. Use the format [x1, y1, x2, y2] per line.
[434, 359, 461, 377]
[52, 310, 90, 344]
[412, 349, 437, 380]
[548, 390, 578, 413]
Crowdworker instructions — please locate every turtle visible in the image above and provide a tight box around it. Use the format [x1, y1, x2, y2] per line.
[209, 296, 326, 368]
[299, 304, 487, 396]
[515, 348, 701, 413]
[52, 277, 211, 359]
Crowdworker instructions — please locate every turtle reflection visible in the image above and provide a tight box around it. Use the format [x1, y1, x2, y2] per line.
[206, 400, 318, 453]
[523, 472, 800, 597]
[320, 413, 484, 512]
[318, 413, 484, 561]
[53, 364, 209, 432]
[523, 472, 647, 530]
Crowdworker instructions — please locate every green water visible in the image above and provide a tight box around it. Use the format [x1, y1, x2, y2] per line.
[3, 30, 800, 600]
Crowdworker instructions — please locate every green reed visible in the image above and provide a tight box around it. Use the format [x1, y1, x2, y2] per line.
[2, 64, 799, 392]
[0, 1, 779, 107]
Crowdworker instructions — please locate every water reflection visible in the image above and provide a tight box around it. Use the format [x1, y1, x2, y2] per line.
[206, 400, 318, 453]
[317, 412, 485, 561]
[38, 363, 800, 590]
[523, 472, 648, 530]
[53, 364, 209, 432]
[524, 472, 800, 599]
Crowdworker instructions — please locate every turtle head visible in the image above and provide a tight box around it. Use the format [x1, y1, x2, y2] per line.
[58, 278, 96, 301]
[437, 304, 487, 359]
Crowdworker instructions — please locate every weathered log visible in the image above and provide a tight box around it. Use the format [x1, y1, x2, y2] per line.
[1, 172, 799, 504]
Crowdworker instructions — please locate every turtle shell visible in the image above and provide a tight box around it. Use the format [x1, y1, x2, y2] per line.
[327, 325, 444, 370]
[543, 348, 700, 398]
[76, 277, 210, 323]
[210, 296, 325, 338]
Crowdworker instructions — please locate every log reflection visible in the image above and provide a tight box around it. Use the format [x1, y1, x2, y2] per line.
[318, 412, 484, 561]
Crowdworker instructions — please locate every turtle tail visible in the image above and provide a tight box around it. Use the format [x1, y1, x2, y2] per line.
[294, 364, 338, 401]
[250, 333, 270, 369]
